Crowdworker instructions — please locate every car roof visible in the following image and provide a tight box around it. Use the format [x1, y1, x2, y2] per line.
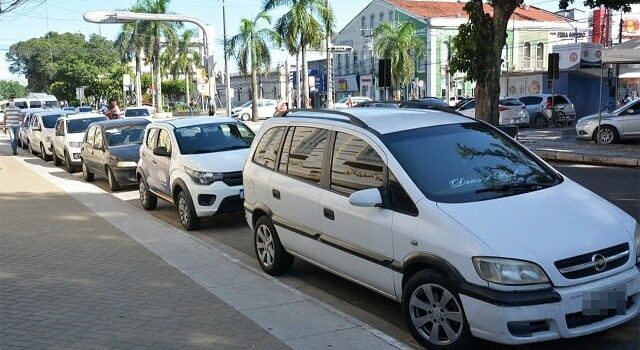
[274, 108, 473, 135]
[33, 110, 73, 117]
[64, 112, 106, 120]
[150, 116, 240, 128]
[93, 118, 150, 127]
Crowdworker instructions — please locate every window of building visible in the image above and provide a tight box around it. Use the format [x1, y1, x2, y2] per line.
[523, 42, 531, 69]
[370, 14, 375, 29]
[354, 51, 359, 71]
[379, 12, 384, 23]
[389, 10, 394, 23]
[536, 43, 544, 69]
[253, 126, 285, 169]
[285, 127, 328, 184]
[331, 132, 384, 196]
[361, 16, 365, 31]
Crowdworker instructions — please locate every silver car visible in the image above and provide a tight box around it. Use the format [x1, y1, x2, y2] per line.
[576, 98, 640, 144]
[519, 94, 576, 126]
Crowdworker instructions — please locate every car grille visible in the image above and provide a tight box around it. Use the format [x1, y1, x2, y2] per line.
[555, 243, 629, 279]
[222, 171, 243, 187]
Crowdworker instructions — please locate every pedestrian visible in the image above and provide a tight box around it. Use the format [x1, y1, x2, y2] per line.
[106, 100, 122, 120]
[275, 96, 287, 115]
[346, 95, 353, 108]
[3, 96, 21, 155]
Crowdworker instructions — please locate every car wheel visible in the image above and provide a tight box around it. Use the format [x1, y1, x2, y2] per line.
[177, 189, 200, 230]
[402, 270, 472, 350]
[64, 151, 77, 173]
[533, 114, 546, 127]
[138, 177, 157, 210]
[41, 143, 52, 161]
[241, 113, 250, 121]
[28, 141, 36, 155]
[254, 216, 294, 276]
[53, 149, 62, 166]
[106, 166, 121, 191]
[82, 161, 94, 182]
[596, 125, 618, 145]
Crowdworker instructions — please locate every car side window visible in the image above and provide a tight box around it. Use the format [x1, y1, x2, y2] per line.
[278, 127, 295, 172]
[388, 172, 418, 216]
[94, 127, 104, 149]
[55, 119, 64, 136]
[157, 129, 172, 153]
[86, 126, 95, 145]
[146, 128, 159, 149]
[285, 127, 328, 184]
[330, 132, 384, 196]
[253, 126, 285, 169]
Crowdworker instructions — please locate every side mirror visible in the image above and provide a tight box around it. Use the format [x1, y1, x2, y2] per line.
[349, 188, 383, 208]
[153, 146, 171, 157]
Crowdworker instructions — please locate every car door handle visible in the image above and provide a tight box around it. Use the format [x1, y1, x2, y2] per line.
[272, 189, 281, 199]
[323, 208, 335, 221]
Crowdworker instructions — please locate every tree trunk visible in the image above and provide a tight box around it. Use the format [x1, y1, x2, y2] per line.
[185, 67, 190, 108]
[154, 41, 163, 113]
[301, 37, 310, 108]
[251, 67, 259, 122]
[135, 52, 142, 107]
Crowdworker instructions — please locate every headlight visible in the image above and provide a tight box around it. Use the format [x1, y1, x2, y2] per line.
[472, 257, 549, 286]
[185, 167, 222, 185]
[116, 161, 137, 168]
[634, 223, 640, 265]
[68, 142, 83, 148]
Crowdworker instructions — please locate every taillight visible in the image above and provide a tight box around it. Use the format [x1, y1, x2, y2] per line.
[499, 106, 509, 112]
[545, 97, 553, 109]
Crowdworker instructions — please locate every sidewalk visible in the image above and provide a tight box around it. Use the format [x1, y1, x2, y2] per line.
[518, 127, 640, 168]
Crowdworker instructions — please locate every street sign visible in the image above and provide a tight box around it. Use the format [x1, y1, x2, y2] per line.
[330, 45, 353, 53]
[75, 87, 85, 100]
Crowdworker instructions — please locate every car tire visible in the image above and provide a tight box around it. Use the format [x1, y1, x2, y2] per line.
[41, 143, 52, 161]
[82, 161, 94, 182]
[106, 166, 121, 191]
[595, 125, 619, 145]
[177, 189, 200, 230]
[28, 141, 36, 155]
[64, 151, 77, 173]
[254, 216, 294, 276]
[533, 114, 546, 127]
[53, 149, 62, 166]
[138, 177, 157, 210]
[241, 113, 250, 121]
[402, 270, 472, 350]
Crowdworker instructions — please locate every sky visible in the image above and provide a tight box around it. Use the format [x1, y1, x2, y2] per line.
[0, 0, 585, 84]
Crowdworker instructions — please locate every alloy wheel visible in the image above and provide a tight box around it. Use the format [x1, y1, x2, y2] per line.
[256, 224, 275, 268]
[178, 195, 189, 226]
[597, 128, 614, 144]
[139, 180, 148, 204]
[409, 283, 464, 346]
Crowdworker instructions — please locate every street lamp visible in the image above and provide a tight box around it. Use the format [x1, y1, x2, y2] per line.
[83, 10, 222, 114]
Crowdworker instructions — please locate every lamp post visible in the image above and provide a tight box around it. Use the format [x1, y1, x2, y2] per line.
[222, 0, 232, 116]
[83, 10, 219, 114]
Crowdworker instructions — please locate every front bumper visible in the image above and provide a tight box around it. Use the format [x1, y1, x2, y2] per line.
[576, 123, 597, 140]
[460, 267, 640, 345]
[112, 166, 138, 186]
[67, 147, 82, 165]
[187, 179, 245, 217]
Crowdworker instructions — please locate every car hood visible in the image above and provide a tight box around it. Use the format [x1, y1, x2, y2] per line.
[66, 133, 85, 143]
[109, 144, 141, 162]
[181, 148, 249, 173]
[578, 113, 616, 123]
[436, 178, 635, 286]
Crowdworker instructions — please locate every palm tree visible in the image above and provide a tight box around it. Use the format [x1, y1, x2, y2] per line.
[264, 0, 332, 108]
[170, 29, 202, 106]
[374, 21, 426, 98]
[114, 4, 146, 107]
[227, 11, 279, 122]
[135, 0, 181, 112]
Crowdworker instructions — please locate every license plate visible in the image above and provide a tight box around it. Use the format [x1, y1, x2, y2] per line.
[239, 189, 244, 199]
[582, 286, 627, 316]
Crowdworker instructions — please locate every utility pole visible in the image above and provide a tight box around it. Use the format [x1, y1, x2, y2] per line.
[222, 0, 232, 116]
[325, 0, 334, 109]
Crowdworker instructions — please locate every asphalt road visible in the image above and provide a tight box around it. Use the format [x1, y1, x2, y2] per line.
[23, 153, 640, 349]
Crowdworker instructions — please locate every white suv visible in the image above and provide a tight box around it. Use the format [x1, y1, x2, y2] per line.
[52, 113, 107, 172]
[243, 109, 640, 349]
[137, 116, 255, 230]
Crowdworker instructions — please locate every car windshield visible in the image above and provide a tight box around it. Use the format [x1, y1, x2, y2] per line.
[30, 101, 42, 108]
[382, 122, 561, 203]
[174, 123, 255, 155]
[78, 107, 92, 112]
[67, 117, 106, 134]
[44, 100, 59, 109]
[15, 101, 28, 109]
[41, 114, 63, 128]
[105, 124, 147, 147]
[125, 109, 150, 117]
[611, 98, 639, 115]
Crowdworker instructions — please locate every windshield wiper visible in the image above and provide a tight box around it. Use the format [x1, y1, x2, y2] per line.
[475, 182, 553, 194]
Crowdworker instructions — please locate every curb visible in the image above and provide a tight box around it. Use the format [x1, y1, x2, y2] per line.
[533, 148, 640, 168]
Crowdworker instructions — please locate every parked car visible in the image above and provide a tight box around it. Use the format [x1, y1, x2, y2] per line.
[457, 98, 530, 126]
[335, 96, 372, 108]
[231, 99, 277, 121]
[518, 94, 576, 126]
[243, 108, 639, 349]
[80, 118, 150, 191]
[445, 95, 467, 107]
[123, 106, 155, 121]
[400, 97, 452, 111]
[353, 100, 399, 108]
[137, 117, 254, 229]
[52, 113, 108, 172]
[17, 108, 45, 148]
[575, 98, 640, 144]
[27, 110, 72, 160]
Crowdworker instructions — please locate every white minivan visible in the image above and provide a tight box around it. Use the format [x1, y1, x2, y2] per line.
[242, 108, 639, 349]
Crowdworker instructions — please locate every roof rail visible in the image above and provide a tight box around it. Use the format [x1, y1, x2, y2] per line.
[276, 109, 369, 128]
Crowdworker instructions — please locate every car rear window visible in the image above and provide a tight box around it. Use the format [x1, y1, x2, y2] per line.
[500, 99, 524, 106]
[105, 124, 148, 147]
[553, 96, 569, 104]
[125, 109, 150, 117]
[519, 96, 543, 105]
[41, 114, 63, 128]
[67, 117, 107, 134]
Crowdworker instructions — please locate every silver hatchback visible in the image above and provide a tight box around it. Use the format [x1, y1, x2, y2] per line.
[575, 98, 640, 144]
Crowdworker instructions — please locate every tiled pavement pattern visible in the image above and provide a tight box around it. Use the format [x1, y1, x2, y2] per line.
[0, 154, 289, 349]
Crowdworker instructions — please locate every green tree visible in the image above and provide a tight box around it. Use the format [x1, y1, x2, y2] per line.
[134, 0, 181, 112]
[264, 0, 331, 108]
[0, 80, 28, 100]
[161, 79, 196, 102]
[374, 21, 426, 99]
[450, 0, 632, 126]
[227, 11, 279, 122]
[115, 2, 147, 107]
[166, 29, 202, 105]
